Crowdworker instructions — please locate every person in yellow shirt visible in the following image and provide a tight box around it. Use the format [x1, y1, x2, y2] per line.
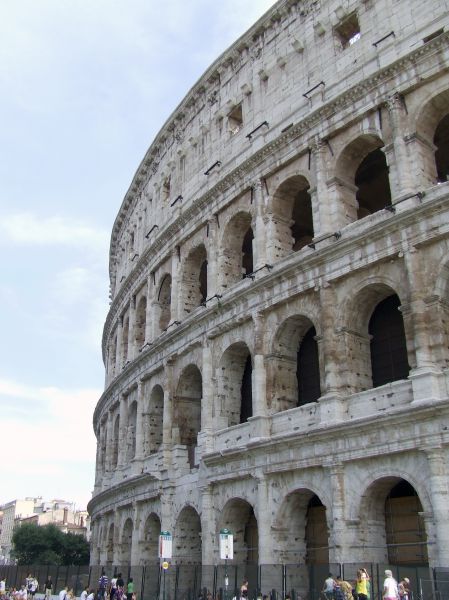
[355, 569, 369, 600]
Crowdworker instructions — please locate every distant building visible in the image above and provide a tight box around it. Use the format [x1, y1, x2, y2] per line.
[0, 498, 90, 562]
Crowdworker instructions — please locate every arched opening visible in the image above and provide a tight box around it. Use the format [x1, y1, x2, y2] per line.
[135, 296, 147, 349]
[360, 476, 429, 565]
[217, 343, 253, 428]
[219, 212, 253, 289]
[269, 316, 320, 413]
[141, 512, 161, 566]
[120, 518, 133, 567]
[415, 90, 449, 186]
[175, 365, 202, 468]
[158, 274, 172, 331]
[220, 499, 259, 567]
[112, 414, 120, 469]
[242, 227, 254, 277]
[174, 506, 202, 564]
[144, 384, 164, 455]
[434, 113, 449, 183]
[369, 294, 410, 387]
[182, 245, 208, 314]
[305, 495, 329, 564]
[385, 480, 428, 565]
[127, 400, 137, 461]
[335, 134, 390, 225]
[355, 148, 392, 218]
[297, 326, 321, 406]
[270, 176, 314, 260]
[275, 489, 328, 596]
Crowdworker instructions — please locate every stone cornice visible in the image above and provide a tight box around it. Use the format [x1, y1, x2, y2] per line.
[87, 472, 161, 516]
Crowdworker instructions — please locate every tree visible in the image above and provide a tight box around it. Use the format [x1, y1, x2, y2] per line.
[12, 523, 90, 565]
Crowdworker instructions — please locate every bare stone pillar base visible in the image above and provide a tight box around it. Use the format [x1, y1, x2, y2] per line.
[319, 393, 345, 424]
[409, 368, 445, 405]
[247, 415, 271, 442]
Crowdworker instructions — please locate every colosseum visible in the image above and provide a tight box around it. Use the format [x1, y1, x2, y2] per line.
[89, 0, 449, 597]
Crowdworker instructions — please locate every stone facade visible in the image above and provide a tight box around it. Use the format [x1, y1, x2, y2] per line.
[89, 0, 449, 574]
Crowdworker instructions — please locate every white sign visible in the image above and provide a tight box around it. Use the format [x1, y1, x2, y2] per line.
[159, 531, 173, 559]
[219, 529, 233, 560]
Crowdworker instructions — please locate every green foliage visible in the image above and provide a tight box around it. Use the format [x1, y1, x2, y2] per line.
[11, 523, 90, 565]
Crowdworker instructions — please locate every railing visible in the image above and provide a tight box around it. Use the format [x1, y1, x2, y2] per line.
[1, 563, 447, 600]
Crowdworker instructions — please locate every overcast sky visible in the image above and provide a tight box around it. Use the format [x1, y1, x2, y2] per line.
[0, 0, 275, 511]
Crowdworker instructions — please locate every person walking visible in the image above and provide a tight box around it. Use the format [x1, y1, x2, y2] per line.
[398, 578, 410, 600]
[383, 570, 399, 600]
[355, 569, 369, 600]
[126, 578, 134, 600]
[44, 577, 53, 600]
[323, 574, 335, 600]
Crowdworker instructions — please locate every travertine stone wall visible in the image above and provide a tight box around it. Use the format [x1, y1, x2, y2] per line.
[89, 0, 449, 577]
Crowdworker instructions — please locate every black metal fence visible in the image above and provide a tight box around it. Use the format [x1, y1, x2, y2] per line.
[1, 564, 448, 600]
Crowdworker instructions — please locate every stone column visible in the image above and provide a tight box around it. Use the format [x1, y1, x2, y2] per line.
[160, 360, 174, 471]
[318, 284, 345, 422]
[252, 179, 267, 272]
[326, 463, 349, 563]
[135, 381, 145, 460]
[171, 250, 181, 323]
[251, 313, 270, 439]
[115, 317, 123, 373]
[117, 394, 129, 468]
[425, 447, 449, 566]
[127, 296, 136, 361]
[115, 508, 122, 564]
[147, 274, 158, 343]
[131, 501, 142, 566]
[200, 485, 216, 565]
[206, 218, 218, 299]
[402, 248, 445, 403]
[310, 139, 334, 235]
[105, 410, 114, 473]
[198, 342, 214, 453]
[385, 93, 414, 198]
[256, 475, 272, 565]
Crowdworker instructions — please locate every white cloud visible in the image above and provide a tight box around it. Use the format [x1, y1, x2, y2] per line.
[0, 377, 99, 508]
[0, 212, 109, 251]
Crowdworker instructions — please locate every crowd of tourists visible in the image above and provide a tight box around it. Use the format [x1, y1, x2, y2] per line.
[0, 572, 135, 600]
[322, 569, 411, 600]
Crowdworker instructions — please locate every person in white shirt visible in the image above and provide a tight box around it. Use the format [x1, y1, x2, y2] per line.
[86, 592, 94, 600]
[383, 570, 399, 600]
[59, 587, 68, 600]
[80, 587, 89, 600]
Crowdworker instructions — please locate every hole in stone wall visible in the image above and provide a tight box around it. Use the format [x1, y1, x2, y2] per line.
[228, 103, 243, 135]
[335, 12, 361, 49]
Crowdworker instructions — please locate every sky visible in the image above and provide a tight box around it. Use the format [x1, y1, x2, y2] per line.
[0, 0, 275, 511]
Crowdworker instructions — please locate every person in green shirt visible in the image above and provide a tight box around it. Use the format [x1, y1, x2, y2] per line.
[126, 579, 134, 600]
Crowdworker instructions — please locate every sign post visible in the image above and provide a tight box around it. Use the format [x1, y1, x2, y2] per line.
[159, 531, 173, 600]
[219, 528, 233, 600]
